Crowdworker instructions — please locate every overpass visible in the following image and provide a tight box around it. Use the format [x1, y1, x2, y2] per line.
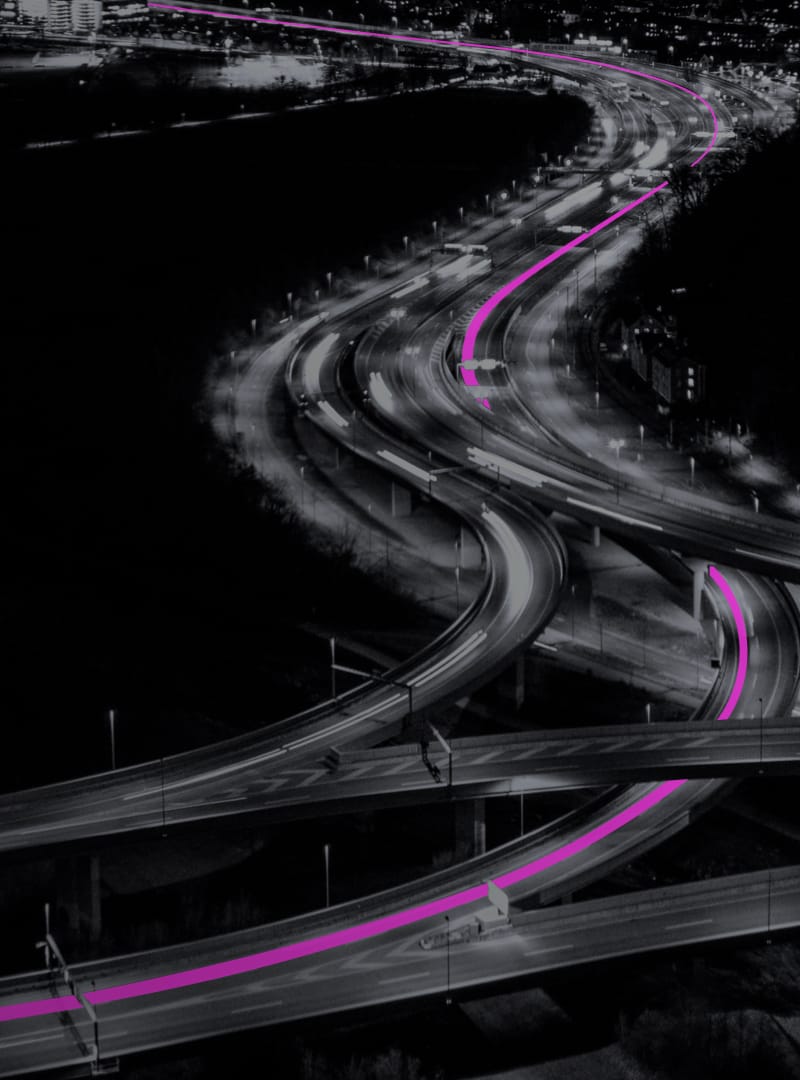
[0, 865, 796, 1075]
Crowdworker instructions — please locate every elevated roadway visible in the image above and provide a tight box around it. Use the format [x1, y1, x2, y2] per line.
[0, 865, 797, 1075]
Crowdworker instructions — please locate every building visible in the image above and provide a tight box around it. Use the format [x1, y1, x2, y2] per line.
[650, 343, 705, 405]
[18, 0, 47, 22]
[47, 0, 71, 32]
[71, 0, 101, 31]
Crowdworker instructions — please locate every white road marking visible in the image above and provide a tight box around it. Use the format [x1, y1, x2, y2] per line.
[663, 918, 714, 930]
[231, 1001, 283, 1015]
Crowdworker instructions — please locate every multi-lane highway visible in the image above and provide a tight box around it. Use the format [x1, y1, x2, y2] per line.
[2, 18, 798, 1075]
[1, 865, 798, 1077]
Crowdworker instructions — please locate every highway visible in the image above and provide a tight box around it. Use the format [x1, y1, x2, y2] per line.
[0, 865, 797, 1076]
[0, 51, 688, 854]
[1, 18, 798, 1074]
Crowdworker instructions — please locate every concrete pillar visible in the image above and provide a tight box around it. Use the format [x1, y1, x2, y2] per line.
[500, 655, 526, 709]
[89, 855, 101, 944]
[693, 565, 705, 622]
[58, 855, 102, 945]
[453, 798, 487, 858]
[390, 481, 412, 517]
[459, 524, 482, 570]
[65, 858, 80, 937]
[592, 525, 601, 547]
[473, 798, 486, 856]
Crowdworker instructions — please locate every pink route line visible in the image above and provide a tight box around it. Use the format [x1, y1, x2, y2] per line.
[0, 22, 727, 1023]
[147, 4, 719, 409]
[0, 566, 747, 1020]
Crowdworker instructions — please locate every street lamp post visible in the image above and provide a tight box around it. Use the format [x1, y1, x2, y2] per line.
[108, 708, 116, 771]
[609, 438, 625, 502]
[324, 843, 331, 907]
[759, 696, 764, 771]
[444, 914, 452, 1005]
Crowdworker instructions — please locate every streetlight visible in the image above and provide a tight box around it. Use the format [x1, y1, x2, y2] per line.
[759, 696, 764, 771]
[323, 843, 331, 907]
[363, 254, 370, 274]
[454, 565, 460, 615]
[609, 438, 625, 502]
[593, 247, 598, 287]
[326, 271, 333, 292]
[402, 235, 409, 253]
[574, 266, 580, 309]
[571, 583, 576, 638]
[458, 206, 464, 223]
[444, 914, 452, 1005]
[689, 455, 695, 487]
[108, 708, 116, 771]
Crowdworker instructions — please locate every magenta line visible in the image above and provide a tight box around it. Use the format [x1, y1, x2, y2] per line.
[709, 565, 748, 718]
[2, 563, 746, 1019]
[146, 4, 719, 404]
[0, 995, 80, 1023]
[0, 21, 728, 1023]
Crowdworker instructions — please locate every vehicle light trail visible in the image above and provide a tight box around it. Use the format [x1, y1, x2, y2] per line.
[146, 3, 719, 410]
[0, 11, 728, 1030]
[0, 566, 746, 1021]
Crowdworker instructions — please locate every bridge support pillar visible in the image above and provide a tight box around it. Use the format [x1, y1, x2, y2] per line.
[459, 525, 482, 570]
[453, 798, 487, 859]
[693, 565, 705, 622]
[391, 481, 412, 518]
[473, 798, 486, 856]
[57, 855, 102, 947]
[499, 655, 526, 710]
[592, 525, 601, 547]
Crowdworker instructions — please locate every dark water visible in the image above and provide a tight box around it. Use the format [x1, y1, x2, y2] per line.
[1, 85, 590, 791]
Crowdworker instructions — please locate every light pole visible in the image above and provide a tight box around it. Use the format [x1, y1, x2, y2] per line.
[444, 914, 452, 1005]
[759, 696, 764, 770]
[574, 266, 580, 310]
[571, 583, 576, 638]
[454, 565, 460, 615]
[324, 843, 331, 907]
[108, 708, 116, 770]
[326, 271, 332, 292]
[593, 246, 598, 287]
[609, 438, 625, 502]
[689, 455, 695, 487]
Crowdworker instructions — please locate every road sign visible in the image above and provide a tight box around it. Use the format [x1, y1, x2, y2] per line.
[487, 879, 509, 917]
